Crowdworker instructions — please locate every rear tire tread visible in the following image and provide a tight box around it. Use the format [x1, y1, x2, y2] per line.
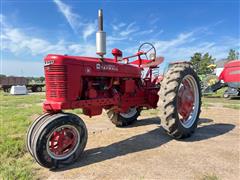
[159, 63, 202, 139]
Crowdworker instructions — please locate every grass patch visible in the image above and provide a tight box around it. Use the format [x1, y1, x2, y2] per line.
[0, 91, 84, 179]
[202, 97, 240, 105]
[202, 96, 240, 109]
[201, 173, 219, 180]
[223, 104, 240, 110]
[203, 87, 240, 109]
[0, 92, 44, 179]
[203, 87, 227, 98]
[0, 155, 35, 180]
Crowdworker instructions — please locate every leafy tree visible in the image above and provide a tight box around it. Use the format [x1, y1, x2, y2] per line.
[39, 76, 45, 82]
[190, 53, 202, 73]
[227, 49, 239, 61]
[190, 52, 215, 75]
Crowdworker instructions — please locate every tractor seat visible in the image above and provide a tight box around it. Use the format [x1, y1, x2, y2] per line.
[141, 56, 164, 68]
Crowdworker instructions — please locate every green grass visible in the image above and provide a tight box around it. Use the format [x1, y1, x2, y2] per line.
[202, 97, 240, 109]
[203, 87, 240, 109]
[223, 104, 240, 109]
[201, 173, 219, 180]
[0, 92, 45, 179]
[0, 91, 83, 179]
[203, 96, 240, 104]
[203, 87, 227, 98]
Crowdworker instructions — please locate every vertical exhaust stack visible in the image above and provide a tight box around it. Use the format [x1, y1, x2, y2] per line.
[96, 9, 106, 59]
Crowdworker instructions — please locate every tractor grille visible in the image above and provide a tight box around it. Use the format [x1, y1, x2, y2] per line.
[45, 65, 68, 99]
[47, 65, 66, 72]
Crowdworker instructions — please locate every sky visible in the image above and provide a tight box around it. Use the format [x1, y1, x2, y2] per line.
[0, 0, 239, 77]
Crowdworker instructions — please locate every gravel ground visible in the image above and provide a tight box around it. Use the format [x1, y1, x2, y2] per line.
[38, 107, 240, 180]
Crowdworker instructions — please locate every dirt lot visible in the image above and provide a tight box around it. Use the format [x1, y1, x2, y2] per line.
[37, 107, 240, 180]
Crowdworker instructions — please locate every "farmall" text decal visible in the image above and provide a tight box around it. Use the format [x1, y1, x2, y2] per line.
[96, 63, 119, 71]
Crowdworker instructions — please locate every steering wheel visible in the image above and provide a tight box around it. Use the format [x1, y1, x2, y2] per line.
[138, 42, 156, 60]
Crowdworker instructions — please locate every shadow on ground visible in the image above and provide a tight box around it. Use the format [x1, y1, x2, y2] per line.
[198, 118, 214, 125]
[125, 117, 160, 128]
[53, 117, 235, 171]
[186, 122, 235, 142]
[230, 96, 240, 100]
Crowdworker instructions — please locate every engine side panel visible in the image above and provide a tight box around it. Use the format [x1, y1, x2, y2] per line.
[43, 54, 159, 116]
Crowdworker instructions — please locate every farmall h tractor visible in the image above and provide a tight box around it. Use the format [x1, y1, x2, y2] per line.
[26, 10, 201, 168]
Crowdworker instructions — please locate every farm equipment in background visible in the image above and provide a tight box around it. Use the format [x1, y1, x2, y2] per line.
[0, 76, 45, 93]
[204, 60, 240, 98]
[199, 74, 219, 92]
[26, 9, 202, 169]
[198, 64, 218, 92]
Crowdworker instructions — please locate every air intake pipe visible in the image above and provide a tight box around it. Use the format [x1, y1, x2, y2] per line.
[96, 9, 106, 58]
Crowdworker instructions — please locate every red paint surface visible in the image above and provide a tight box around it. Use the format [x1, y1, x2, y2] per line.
[219, 60, 240, 83]
[43, 54, 160, 116]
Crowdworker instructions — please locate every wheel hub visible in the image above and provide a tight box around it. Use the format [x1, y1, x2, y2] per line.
[47, 125, 80, 159]
[119, 108, 137, 118]
[177, 75, 199, 128]
[177, 79, 194, 120]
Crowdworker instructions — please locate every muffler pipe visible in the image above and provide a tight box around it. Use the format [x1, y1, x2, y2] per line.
[96, 9, 106, 58]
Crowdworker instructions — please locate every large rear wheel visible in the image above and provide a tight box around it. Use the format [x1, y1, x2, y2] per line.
[158, 63, 201, 139]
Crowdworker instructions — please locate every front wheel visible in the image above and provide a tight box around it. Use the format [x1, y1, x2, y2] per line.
[30, 113, 88, 168]
[26, 113, 51, 157]
[158, 63, 201, 139]
[107, 107, 140, 127]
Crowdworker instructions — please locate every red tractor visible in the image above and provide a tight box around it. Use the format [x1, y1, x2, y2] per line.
[26, 10, 201, 169]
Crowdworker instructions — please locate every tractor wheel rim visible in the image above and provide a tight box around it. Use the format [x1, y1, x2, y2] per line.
[46, 125, 80, 160]
[223, 93, 229, 98]
[177, 75, 199, 128]
[120, 108, 137, 118]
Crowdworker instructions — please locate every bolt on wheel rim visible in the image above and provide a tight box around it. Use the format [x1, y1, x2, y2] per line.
[177, 75, 199, 128]
[46, 125, 80, 160]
